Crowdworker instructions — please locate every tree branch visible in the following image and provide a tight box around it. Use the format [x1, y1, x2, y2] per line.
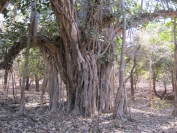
[128, 10, 177, 28]
[0, 33, 57, 70]
[0, 0, 10, 13]
[112, 10, 177, 38]
[0, 41, 26, 70]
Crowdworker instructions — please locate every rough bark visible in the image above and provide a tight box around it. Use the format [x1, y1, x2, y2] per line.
[99, 63, 115, 113]
[48, 60, 59, 111]
[38, 38, 60, 111]
[49, 0, 117, 116]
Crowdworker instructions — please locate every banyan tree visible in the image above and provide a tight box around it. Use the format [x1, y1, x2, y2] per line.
[0, 0, 177, 119]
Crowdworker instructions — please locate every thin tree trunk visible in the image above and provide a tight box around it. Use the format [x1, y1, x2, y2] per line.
[162, 81, 167, 99]
[130, 46, 140, 101]
[19, 78, 21, 86]
[19, 43, 30, 114]
[19, 0, 37, 114]
[171, 70, 175, 92]
[130, 57, 137, 102]
[4, 68, 9, 98]
[12, 72, 16, 101]
[173, 17, 177, 116]
[113, 0, 130, 119]
[130, 70, 134, 101]
[152, 71, 162, 99]
[35, 74, 39, 92]
[149, 59, 153, 108]
[25, 77, 30, 91]
[140, 0, 143, 13]
[40, 77, 48, 107]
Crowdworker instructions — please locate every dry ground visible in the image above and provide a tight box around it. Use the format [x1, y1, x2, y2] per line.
[0, 81, 177, 133]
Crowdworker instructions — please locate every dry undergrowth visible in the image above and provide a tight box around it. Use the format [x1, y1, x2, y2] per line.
[0, 83, 177, 133]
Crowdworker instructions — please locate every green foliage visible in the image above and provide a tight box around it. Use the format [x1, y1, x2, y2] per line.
[15, 48, 45, 79]
[116, 36, 122, 55]
[126, 20, 175, 85]
[151, 97, 170, 109]
[2, 8, 9, 18]
[98, 51, 116, 65]
[37, 3, 58, 37]
[125, 0, 141, 15]
[28, 48, 45, 78]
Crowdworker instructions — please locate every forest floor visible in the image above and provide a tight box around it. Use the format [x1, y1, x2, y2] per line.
[0, 82, 177, 133]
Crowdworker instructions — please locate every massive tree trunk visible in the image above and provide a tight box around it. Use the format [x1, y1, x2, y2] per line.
[49, 0, 116, 116]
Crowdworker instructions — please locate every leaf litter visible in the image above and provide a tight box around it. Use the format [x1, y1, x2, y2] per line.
[0, 85, 177, 133]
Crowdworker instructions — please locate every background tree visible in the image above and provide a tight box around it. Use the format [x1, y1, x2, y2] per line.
[113, 0, 130, 119]
[16, 48, 45, 91]
[173, 17, 177, 116]
[19, 0, 37, 114]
